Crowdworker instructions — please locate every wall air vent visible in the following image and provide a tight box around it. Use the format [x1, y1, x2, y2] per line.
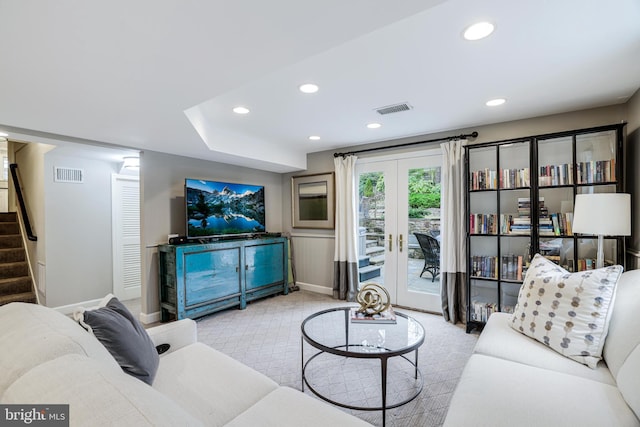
[54, 167, 84, 183]
[375, 102, 413, 115]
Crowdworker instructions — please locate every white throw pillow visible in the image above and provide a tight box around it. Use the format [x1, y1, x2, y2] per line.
[510, 254, 623, 368]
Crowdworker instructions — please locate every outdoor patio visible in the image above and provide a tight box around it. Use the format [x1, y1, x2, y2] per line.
[359, 257, 441, 295]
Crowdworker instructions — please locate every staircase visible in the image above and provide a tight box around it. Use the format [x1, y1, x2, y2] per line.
[358, 235, 384, 282]
[0, 212, 36, 306]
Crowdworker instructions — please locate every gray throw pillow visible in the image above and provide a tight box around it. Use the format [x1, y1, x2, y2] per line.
[76, 294, 159, 385]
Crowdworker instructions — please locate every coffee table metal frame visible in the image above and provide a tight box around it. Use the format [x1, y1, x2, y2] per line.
[300, 307, 425, 427]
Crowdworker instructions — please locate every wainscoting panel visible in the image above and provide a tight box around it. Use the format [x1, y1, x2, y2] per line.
[290, 234, 334, 293]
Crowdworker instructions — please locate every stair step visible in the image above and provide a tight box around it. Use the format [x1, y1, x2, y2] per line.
[369, 255, 386, 265]
[0, 292, 37, 307]
[0, 213, 17, 223]
[0, 261, 29, 278]
[0, 222, 19, 235]
[0, 235, 22, 249]
[358, 265, 381, 281]
[365, 246, 385, 256]
[0, 248, 26, 263]
[0, 276, 32, 296]
[358, 256, 370, 268]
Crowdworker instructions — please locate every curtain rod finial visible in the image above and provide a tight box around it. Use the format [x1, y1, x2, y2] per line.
[471, 131, 478, 138]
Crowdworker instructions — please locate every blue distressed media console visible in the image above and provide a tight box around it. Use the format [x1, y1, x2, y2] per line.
[158, 237, 288, 321]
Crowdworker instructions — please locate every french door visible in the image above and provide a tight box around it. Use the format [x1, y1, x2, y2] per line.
[357, 150, 442, 313]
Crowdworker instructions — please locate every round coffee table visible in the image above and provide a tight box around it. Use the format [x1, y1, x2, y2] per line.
[301, 307, 425, 427]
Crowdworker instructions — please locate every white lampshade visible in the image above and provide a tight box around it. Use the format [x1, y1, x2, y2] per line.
[572, 193, 631, 236]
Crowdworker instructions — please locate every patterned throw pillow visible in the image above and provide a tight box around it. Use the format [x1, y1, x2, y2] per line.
[509, 254, 623, 368]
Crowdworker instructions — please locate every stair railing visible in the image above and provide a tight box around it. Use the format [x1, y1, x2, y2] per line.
[9, 164, 37, 241]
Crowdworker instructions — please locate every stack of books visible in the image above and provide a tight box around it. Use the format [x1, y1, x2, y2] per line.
[350, 306, 397, 324]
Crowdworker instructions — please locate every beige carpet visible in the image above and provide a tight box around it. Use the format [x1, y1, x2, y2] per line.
[196, 290, 478, 427]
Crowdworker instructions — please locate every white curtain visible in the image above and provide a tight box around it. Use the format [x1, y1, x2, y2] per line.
[440, 139, 468, 324]
[333, 155, 359, 301]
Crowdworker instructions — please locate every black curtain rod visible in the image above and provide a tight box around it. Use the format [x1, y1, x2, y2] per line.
[333, 131, 478, 158]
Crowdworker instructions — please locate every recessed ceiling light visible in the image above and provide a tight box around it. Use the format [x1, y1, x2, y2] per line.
[308, 135, 321, 141]
[299, 83, 319, 94]
[486, 98, 506, 107]
[232, 106, 250, 114]
[367, 123, 382, 129]
[463, 22, 495, 41]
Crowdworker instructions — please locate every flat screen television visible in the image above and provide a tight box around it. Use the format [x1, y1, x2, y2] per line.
[185, 179, 266, 238]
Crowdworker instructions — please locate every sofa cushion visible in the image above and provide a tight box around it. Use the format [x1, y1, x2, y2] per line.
[152, 342, 278, 426]
[0, 302, 119, 396]
[443, 354, 639, 427]
[226, 386, 371, 427]
[475, 312, 614, 385]
[603, 269, 640, 378]
[2, 353, 203, 427]
[617, 344, 640, 420]
[75, 294, 159, 385]
[509, 254, 622, 368]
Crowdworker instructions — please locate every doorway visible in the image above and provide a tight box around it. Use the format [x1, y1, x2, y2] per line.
[357, 150, 442, 313]
[112, 173, 141, 301]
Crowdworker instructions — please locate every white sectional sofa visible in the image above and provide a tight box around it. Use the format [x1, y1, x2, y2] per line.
[0, 302, 370, 426]
[444, 269, 640, 426]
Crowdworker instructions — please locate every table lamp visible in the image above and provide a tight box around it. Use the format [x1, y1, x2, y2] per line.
[571, 193, 631, 268]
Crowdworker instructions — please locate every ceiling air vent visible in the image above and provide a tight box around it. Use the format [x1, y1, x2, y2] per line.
[375, 102, 413, 115]
[54, 167, 84, 183]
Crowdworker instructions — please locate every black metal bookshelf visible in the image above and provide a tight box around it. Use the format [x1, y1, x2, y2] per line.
[465, 123, 626, 333]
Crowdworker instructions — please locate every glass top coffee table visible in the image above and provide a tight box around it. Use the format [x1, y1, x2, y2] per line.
[301, 307, 425, 427]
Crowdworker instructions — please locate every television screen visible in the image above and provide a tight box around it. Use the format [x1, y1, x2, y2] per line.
[185, 179, 266, 238]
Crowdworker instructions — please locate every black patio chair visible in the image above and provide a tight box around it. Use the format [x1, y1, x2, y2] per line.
[414, 232, 440, 282]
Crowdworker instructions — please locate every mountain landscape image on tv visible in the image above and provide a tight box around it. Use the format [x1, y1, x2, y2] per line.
[186, 179, 266, 238]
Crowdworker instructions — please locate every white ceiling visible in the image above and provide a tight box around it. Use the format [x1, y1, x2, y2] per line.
[1, 0, 639, 172]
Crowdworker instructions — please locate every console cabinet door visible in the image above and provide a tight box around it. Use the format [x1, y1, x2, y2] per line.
[183, 247, 241, 307]
[245, 241, 285, 290]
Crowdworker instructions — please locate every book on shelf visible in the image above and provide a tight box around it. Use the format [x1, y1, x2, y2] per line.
[499, 167, 530, 189]
[538, 212, 573, 236]
[470, 168, 498, 190]
[470, 300, 498, 322]
[576, 159, 615, 184]
[500, 254, 523, 281]
[538, 163, 574, 186]
[470, 213, 498, 234]
[471, 255, 498, 279]
[350, 306, 397, 324]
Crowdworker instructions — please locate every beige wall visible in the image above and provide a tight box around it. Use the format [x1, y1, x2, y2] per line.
[626, 88, 640, 251]
[11, 141, 55, 305]
[289, 104, 631, 292]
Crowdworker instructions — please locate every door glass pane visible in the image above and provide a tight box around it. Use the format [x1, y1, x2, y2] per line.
[358, 171, 385, 287]
[406, 166, 441, 294]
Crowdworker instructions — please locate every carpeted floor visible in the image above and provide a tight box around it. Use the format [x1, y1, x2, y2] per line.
[196, 290, 478, 426]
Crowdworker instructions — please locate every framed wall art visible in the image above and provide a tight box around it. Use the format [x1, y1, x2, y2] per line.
[291, 172, 335, 229]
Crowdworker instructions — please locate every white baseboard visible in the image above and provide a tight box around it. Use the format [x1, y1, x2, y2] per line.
[140, 311, 161, 325]
[296, 282, 333, 296]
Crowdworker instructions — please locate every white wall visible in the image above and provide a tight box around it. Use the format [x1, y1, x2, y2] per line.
[43, 149, 121, 307]
[140, 150, 284, 319]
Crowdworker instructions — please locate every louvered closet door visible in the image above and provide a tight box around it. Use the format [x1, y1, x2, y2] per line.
[112, 174, 141, 301]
